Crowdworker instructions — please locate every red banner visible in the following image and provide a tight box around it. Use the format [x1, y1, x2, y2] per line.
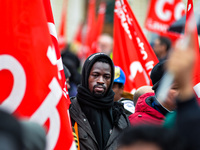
[43, 0, 70, 106]
[185, 0, 200, 99]
[113, 0, 159, 93]
[145, 0, 185, 37]
[88, 2, 106, 55]
[75, 0, 106, 59]
[0, 0, 75, 149]
[58, 0, 68, 51]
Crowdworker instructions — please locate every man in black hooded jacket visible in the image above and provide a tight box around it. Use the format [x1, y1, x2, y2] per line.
[69, 53, 129, 150]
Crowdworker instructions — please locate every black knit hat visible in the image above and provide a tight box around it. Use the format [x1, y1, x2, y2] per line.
[150, 61, 165, 90]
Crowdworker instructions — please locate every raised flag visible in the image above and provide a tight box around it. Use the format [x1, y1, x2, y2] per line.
[42, 0, 70, 105]
[75, 0, 106, 58]
[0, 0, 76, 149]
[87, 1, 106, 56]
[185, 0, 200, 99]
[113, 0, 159, 93]
[58, 0, 68, 51]
[83, 0, 96, 58]
[145, 0, 185, 39]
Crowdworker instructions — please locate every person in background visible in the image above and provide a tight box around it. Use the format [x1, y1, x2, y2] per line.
[118, 32, 200, 150]
[165, 33, 200, 150]
[0, 109, 24, 150]
[63, 64, 71, 90]
[61, 44, 81, 97]
[112, 66, 135, 116]
[69, 53, 129, 150]
[97, 34, 113, 57]
[153, 36, 171, 62]
[133, 86, 154, 106]
[129, 61, 179, 126]
[117, 126, 183, 150]
[21, 121, 46, 150]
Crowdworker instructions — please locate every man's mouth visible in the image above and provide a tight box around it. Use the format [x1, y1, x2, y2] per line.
[94, 85, 106, 93]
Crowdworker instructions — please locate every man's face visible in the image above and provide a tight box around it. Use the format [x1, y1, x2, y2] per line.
[88, 62, 111, 97]
[97, 36, 113, 56]
[153, 39, 166, 58]
[161, 83, 179, 111]
[112, 83, 124, 101]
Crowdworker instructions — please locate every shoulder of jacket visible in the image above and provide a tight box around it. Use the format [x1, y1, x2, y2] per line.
[112, 102, 130, 128]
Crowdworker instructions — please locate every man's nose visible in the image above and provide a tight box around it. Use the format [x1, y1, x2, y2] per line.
[97, 76, 104, 84]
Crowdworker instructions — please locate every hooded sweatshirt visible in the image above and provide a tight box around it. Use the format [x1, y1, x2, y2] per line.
[77, 53, 115, 150]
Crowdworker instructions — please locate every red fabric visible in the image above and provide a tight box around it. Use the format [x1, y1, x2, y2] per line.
[0, 0, 75, 149]
[74, 1, 106, 59]
[58, 0, 68, 51]
[185, 0, 200, 100]
[89, 2, 106, 55]
[74, 23, 84, 43]
[129, 93, 165, 126]
[145, 0, 185, 38]
[84, 0, 96, 57]
[113, 0, 159, 93]
[43, 0, 70, 106]
[86, 1, 106, 57]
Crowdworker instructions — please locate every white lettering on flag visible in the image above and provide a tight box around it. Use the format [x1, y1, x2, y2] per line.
[47, 46, 57, 65]
[155, 0, 173, 21]
[30, 77, 62, 150]
[48, 22, 58, 40]
[0, 55, 26, 113]
[194, 83, 200, 98]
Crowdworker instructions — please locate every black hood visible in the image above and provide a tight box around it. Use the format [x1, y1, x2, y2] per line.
[81, 53, 115, 96]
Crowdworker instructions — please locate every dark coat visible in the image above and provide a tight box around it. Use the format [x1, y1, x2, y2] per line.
[69, 97, 129, 150]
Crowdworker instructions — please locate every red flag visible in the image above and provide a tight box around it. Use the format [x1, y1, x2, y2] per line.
[185, 0, 200, 99]
[43, 0, 70, 106]
[83, 0, 96, 58]
[113, 0, 159, 93]
[77, 0, 106, 58]
[0, 0, 76, 149]
[88, 2, 106, 55]
[145, 0, 185, 40]
[95, 2, 106, 41]
[74, 23, 84, 44]
[58, 0, 68, 51]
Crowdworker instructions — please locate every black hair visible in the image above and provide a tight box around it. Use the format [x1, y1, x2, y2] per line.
[159, 36, 172, 51]
[117, 126, 184, 150]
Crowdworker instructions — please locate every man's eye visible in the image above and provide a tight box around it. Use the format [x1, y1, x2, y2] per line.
[93, 74, 98, 77]
[104, 76, 111, 79]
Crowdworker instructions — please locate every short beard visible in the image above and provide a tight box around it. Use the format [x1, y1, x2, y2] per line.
[93, 91, 105, 98]
[92, 84, 106, 97]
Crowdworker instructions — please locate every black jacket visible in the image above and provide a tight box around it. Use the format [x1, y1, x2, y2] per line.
[69, 97, 129, 150]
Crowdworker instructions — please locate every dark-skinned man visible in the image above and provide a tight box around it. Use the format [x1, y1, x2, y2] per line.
[69, 53, 129, 150]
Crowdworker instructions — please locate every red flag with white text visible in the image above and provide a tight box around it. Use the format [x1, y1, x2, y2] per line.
[43, 0, 70, 106]
[0, 0, 76, 149]
[113, 0, 159, 93]
[145, 0, 185, 40]
[185, 0, 200, 100]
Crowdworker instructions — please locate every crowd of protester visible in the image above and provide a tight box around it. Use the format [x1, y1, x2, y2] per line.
[1, 31, 200, 150]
